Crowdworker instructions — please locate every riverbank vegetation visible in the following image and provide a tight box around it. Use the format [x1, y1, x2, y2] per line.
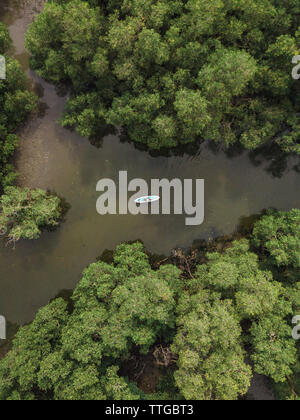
[25, 0, 300, 151]
[0, 209, 299, 400]
[0, 23, 63, 242]
[0, 23, 37, 190]
[0, 187, 62, 245]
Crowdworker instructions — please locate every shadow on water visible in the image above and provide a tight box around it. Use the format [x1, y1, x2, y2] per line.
[248, 143, 293, 179]
[88, 124, 117, 149]
[118, 129, 204, 158]
[236, 212, 265, 237]
[115, 127, 300, 177]
[212, 140, 300, 179]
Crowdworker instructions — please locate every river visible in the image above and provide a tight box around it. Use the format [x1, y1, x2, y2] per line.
[0, 0, 299, 327]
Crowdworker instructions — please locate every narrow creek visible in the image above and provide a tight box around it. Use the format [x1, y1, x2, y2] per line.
[0, 0, 299, 341]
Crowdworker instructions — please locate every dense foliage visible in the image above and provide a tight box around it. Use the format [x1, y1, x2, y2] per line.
[1, 210, 299, 400]
[25, 0, 300, 151]
[0, 24, 38, 190]
[253, 208, 300, 269]
[0, 187, 62, 243]
[0, 24, 63, 241]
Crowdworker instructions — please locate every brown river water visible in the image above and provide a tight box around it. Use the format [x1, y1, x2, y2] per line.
[0, 0, 299, 331]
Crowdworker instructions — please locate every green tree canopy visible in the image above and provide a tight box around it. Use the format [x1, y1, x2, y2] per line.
[172, 289, 252, 400]
[252, 209, 300, 269]
[0, 24, 38, 190]
[26, 0, 300, 151]
[1, 236, 298, 400]
[0, 243, 179, 400]
[0, 22, 11, 53]
[0, 23, 63, 242]
[0, 187, 62, 244]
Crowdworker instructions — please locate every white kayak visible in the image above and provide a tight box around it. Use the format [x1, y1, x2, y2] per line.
[135, 196, 160, 204]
